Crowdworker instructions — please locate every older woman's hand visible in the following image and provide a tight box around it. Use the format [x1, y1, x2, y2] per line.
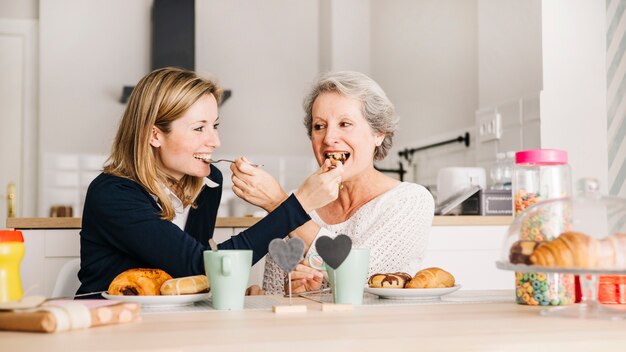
[284, 262, 324, 295]
[231, 156, 289, 212]
[245, 285, 266, 296]
[293, 159, 344, 213]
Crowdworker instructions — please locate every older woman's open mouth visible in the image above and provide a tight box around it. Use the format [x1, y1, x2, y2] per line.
[325, 151, 350, 163]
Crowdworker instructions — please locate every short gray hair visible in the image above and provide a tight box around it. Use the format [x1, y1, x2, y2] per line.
[303, 71, 398, 160]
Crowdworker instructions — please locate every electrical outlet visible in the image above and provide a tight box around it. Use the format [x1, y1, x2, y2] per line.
[477, 111, 501, 143]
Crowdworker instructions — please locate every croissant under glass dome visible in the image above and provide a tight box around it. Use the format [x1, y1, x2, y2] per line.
[497, 178, 626, 319]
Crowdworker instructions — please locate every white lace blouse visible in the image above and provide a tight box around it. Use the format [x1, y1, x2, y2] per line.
[262, 182, 435, 294]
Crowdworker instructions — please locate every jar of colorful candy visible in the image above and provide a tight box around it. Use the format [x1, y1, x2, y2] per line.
[512, 149, 574, 306]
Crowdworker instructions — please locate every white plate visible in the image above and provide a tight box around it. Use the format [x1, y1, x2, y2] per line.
[364, 285, 462, 300]
[101, 292, 210, 307]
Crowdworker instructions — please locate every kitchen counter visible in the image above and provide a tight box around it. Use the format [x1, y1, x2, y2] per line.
[6, 216, 512, 229]
[3, 293, 626, 351]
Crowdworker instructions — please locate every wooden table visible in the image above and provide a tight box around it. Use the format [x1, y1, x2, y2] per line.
[3, 292, 626, 351]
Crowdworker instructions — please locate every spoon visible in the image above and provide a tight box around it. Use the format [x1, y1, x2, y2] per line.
[209, 159, 263, 167]
[194, 155, 262, 167]
[208, 238, 218, 252]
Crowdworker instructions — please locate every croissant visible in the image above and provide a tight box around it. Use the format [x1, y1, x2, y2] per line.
[160, 275, 210, 295]
[108, 268, 172, 296]
[529, 232, 600, 269]
[406, 267, 455, 288]
[368, 272, 412, 288]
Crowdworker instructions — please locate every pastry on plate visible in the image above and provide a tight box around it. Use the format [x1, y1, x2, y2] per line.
[368, 272, 412, 288]
[406, 267, 455, 288]
[108, 268, 172, 296]
[160, 275, 209, 295]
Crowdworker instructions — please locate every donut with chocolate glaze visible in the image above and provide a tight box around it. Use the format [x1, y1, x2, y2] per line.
[368, 273, 410, 288]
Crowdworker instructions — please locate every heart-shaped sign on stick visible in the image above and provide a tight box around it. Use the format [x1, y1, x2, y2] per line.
[315, 234, 352, 270]
[268, 237, 305, 273]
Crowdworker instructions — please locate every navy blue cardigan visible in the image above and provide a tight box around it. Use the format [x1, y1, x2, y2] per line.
[77, 165, 310, 295]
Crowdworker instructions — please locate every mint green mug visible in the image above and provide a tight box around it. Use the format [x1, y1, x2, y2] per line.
[321, 248, 370, 305]
[203, 250, 252, 310]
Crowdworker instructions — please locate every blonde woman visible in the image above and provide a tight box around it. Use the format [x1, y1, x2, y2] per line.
[77, 68, 342, 296]
[232, 71, 434, 294]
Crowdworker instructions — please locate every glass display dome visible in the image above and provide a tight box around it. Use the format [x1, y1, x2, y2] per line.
[497, 178, 626, 319]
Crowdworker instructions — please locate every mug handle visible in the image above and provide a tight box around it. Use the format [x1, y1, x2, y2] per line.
[221, 256, 231, 276]
[307, 253, 325, 271]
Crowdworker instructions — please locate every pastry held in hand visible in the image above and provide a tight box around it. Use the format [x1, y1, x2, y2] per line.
[160, 275, 209, 295]
[315, 234, 352, 270]
[108, 268, 172, 296]
[368, 272, 412, 288]
[406, 267, 455, 288]
[325, 151, 349, 163]
[268, 237, 305, 272]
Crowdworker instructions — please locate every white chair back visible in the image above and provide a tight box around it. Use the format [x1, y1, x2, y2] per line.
[52, 258, 81, 298]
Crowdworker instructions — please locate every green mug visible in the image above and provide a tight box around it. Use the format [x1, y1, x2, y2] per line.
[203, 250, 252, 310]
[324, 248, 370, 305]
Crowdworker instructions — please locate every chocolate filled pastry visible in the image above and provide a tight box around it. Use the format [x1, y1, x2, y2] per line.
[368, 273, 410, 288]
[509, 240, 541, 264]
[160, 275, 210, 295]
[108, 268, 172, 296]
[406, 267, 455, 288]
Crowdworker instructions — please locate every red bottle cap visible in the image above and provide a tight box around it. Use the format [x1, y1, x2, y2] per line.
[0, 230, 24, 243]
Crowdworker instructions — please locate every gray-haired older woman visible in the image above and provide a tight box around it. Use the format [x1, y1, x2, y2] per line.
[231, 71, 434, 294]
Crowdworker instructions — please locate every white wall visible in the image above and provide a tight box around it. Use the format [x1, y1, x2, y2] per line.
[0, 0, 37, 19]
[540, 0, 608, 191]
[40, 0, 151, 155]
[474, 0, 543, 173]
[196, 0, 319, 157]
[321, 0, 370, 74]
[477, 0, 543, 108]
[40, 0, 319, 159]
[370, 0, 478, 150]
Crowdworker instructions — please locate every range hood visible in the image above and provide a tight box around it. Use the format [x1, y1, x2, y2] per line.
[120, 0, 231, 104]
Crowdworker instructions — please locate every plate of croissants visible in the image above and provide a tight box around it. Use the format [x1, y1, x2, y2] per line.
[102, 268, 210, 307]
[364, 267, 461, 300]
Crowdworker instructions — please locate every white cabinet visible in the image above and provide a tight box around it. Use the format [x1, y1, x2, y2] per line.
[21, 229, 80, 297]
[424, 225, 510, 290]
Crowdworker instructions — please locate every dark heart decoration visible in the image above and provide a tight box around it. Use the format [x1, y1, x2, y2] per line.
[268, 237, 305, 273]
[315, 234, 352, 270]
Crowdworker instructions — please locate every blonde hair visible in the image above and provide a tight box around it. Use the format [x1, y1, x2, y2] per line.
[303, 71, 398, 160]
[104, 67, 223, 220]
